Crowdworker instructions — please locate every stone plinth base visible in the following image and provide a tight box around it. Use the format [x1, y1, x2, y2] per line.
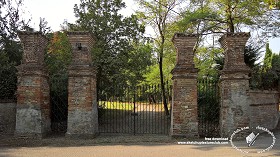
[15, 107, 50, 138]
[66, 109, 98, 138]
[219, 78, 250, 138]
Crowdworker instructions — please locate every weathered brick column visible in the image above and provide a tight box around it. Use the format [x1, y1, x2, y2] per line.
[171, 33, 199, 137]
[66, 32, 98, 138]
[219, 33, 251, 137]
[15, 31, 50, 138]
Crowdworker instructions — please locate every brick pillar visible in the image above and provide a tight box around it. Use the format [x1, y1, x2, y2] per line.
[66, 32, 98, 138]
[219, 33, 251, 137]
[15, 31, 50, 138]
[171, 33, 199, 138]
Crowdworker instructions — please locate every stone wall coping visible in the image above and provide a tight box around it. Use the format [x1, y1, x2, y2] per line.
[172, 33, 198, 42]
[17, 31, 48, 42]
[0, 99, 16, 103]
[220, 32, 250, 38]
[248, 90, 279, 94]
[66, 31, 92, 36]
[249, 103, 278, 106]
[219, 32, 250, 42]
[17, 31, 44, 36]
[221, 69, 251, 74]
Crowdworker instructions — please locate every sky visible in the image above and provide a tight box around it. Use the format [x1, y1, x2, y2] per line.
[22, 0, 280, 53]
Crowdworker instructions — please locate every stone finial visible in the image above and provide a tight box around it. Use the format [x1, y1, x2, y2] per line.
[219, 32, 250, 73]
[18, 31, 48, 65]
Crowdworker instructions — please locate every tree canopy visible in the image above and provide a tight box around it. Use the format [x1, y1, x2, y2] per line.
[0, 0, 27, 99]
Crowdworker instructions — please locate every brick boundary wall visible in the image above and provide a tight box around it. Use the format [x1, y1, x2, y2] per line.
[0, 100, 16, 136]
[249, 90, 279, 130]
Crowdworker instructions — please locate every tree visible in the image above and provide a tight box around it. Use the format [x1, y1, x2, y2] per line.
[244, 44, 262, 68]
[46, 31, 72, 76]
[194, 47, 223, 79]
[0, 0, 29, 99]
[271, 53, 280, 72]
[177, 0, 280, 46]
[0, 0, 26, 65]
[69, 0, 148, 89]
[136, 0, 180, 115]
[263, 43, 273, 72]
[249, 43, 279, 89]
[39, 17, 52, 35]
[123, 42, 154, 86]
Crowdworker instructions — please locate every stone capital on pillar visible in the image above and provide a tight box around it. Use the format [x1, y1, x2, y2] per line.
[171, 33, 199, 138]
[219, 32, 251, 79]
[15, 31, 50, 138]
[66, 31, 98, 138]
[18, 31, 48, 65]
[171, 33, 198, 79]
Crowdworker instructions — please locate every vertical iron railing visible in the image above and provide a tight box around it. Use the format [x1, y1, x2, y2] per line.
[98, 82, 171, 135]
[198, 77, 220, 137]
[50, 74, 68, 133]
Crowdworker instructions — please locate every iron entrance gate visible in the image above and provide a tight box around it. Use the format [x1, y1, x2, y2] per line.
[50, 74, 68, 133]
[198, 78, 220, 137]
[98, 83, 171, 135]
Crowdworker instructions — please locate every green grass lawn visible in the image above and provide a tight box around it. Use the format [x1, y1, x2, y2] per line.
[98, 101, 171, 110]
[99, 101, 134, 110]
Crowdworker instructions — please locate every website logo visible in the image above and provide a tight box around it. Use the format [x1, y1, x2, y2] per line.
[230, 126, 276, 154]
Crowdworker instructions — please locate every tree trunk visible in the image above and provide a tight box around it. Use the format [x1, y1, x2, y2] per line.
[226, 3, 235, 33]
[159, 55, 169, 116]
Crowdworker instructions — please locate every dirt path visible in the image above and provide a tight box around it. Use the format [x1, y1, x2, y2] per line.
[0, 132, 279, 157]
[1, 142, 279, 157]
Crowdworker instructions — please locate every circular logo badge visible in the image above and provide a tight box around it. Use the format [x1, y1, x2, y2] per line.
[230, 126, 276, 154]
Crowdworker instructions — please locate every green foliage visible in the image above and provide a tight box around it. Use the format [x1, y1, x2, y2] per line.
[271, 53, 280, 71]
[136, 0, 178, 115]
[143, 50, 175, 85]
[0, 52, 17, 99]
[177, 0, 279, 47]
[45, 31, 72, 102]
[250, 45, 280, 90]
[198, 78, 219, 122]
[45, 32, 71, 127]
[177, 1, 220, 34]
[194, 44, 261, 81]
[45, 32, 72, 76]
[194, 47, 223, 79]
[263, 43, 273, 72]
[265, 0, 280, 9]
[0, 0, 27, 100]
[122, 42, 154, 86]
[244, 45, 262, 68]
